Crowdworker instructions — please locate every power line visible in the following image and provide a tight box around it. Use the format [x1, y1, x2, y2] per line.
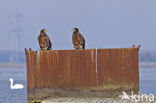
[9, 12, 23, 63]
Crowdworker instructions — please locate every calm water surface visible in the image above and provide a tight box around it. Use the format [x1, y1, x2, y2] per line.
[140, 67, 156, 94]
[0, 68, 27, 103]
[0, 67, 155, 103]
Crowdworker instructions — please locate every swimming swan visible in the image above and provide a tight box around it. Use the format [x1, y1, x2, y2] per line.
[9, 78, 24, 89]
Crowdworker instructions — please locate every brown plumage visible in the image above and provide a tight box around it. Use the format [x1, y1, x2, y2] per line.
[137, 45, 141, 51]
[38, 29, 52, 50]
[132, 45, 141, 51]
[72, 28, 85, 49]
[132, 45, 135, 48]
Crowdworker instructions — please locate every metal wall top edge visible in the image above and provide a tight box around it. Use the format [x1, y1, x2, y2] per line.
[24, 48, 139, 52]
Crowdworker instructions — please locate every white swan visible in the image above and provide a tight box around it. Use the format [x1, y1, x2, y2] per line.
[9, 78, 24, 90]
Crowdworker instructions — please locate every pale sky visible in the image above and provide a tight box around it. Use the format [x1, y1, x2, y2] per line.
[0, 0, 156, 51]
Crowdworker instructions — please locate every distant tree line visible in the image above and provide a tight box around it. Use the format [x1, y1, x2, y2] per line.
[139, 51, 156, 62]
[0, 51, 25, 63]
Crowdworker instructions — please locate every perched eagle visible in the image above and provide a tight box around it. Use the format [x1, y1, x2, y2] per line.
[72, 28, 85, 49]
[38, 29, 52, 50]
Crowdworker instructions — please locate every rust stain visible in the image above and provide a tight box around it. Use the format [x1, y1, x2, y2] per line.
[25, 48, 139, 99]
[97, 48, 139, 86]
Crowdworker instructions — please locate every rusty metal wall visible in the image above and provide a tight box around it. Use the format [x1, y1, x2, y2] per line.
[25, 48, 139, 100]
[97, 48, 139, 92]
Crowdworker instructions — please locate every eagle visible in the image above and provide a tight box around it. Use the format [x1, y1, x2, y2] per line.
[72, 28, 85, 49]
[38, 29, 52, 50]
[132, 45, 141, 51]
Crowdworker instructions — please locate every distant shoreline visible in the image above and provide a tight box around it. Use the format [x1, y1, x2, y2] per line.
[140, 62, 156, 68]
[0, 63, 26, 68]
[0, 62, 156, 68]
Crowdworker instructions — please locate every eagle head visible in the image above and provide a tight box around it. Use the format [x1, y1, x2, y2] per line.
[72, 28, 79, 33]
[40, 29, 47, 33]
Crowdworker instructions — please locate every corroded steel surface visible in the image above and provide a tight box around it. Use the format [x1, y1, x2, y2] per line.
[97, 48, 139, 91]
[25, 48, 139, 100]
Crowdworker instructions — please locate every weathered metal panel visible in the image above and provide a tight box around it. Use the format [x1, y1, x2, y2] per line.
[25, 50, 35, 100]
[97, 48, 139, 92]
[68, 49, 97, 88]
[25, 48, 139, 100]
[33, 50, 97, 89]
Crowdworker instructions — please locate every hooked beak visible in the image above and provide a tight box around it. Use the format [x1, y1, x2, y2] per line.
[44, 29, 47, 32]
[71, 28, 74, 31]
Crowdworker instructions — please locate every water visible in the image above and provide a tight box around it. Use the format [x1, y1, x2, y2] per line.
[0, 68, 27, 103]
[0, 67, 156, 103]
[140, 67, 156, 94]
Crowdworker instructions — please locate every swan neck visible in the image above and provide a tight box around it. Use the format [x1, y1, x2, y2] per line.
[10, 80, 13, 87]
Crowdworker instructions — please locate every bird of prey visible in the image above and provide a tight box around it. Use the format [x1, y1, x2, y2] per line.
[137, 45, 141, 51]
[132, 45, 135, 48]
[38, 29, 52, 50]
[132, 45, 141, 51]
[72, 28, 85, 49]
